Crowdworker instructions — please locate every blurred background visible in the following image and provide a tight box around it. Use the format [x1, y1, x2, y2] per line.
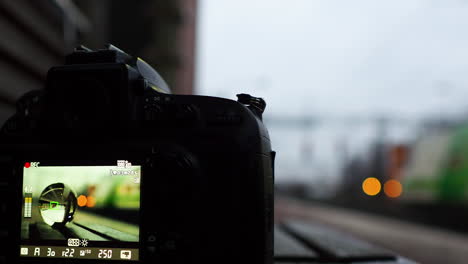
[3, 0, 468, 263]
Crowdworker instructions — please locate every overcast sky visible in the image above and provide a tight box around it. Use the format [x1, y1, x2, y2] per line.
[196, 0, 468, 118]
[195, 0, 468, 184]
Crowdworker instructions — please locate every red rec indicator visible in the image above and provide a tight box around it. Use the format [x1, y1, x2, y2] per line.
[24, 162, 30, 168]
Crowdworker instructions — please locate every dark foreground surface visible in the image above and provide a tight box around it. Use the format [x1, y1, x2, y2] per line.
[275, 197, 468, 264]
[274, 220, 415, 264]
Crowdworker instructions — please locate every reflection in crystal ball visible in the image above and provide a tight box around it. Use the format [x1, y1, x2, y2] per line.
[38, 183, 77, 226]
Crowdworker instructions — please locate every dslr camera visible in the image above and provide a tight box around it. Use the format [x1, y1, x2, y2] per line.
[0, 45, 275, 264]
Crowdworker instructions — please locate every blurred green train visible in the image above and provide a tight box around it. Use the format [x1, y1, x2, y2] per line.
[403, 125, 468, 203]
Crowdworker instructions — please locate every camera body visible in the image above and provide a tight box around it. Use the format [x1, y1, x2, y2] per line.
[0, 45, 275, 264]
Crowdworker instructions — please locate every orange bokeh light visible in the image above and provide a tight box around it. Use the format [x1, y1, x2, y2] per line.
[362, 177, 381, 196]
[77, 195, 87, 207]
[86, 196, 96, 208]
[384, 179, 403, 198]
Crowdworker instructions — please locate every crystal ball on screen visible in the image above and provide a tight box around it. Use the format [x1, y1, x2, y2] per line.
[38, 183, 77, 226]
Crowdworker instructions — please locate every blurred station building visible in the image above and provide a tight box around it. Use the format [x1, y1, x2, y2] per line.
[0, 0, 198, 125]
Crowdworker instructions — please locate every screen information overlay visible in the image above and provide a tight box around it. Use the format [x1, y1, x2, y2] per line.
[20, 160, 141, 261]
[20, 246, 138, 261]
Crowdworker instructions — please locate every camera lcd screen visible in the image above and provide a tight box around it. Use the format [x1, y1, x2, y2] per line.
[19, 160, 141, 261]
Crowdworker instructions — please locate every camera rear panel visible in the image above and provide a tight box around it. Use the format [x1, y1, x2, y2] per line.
[1, 129, 273, 264]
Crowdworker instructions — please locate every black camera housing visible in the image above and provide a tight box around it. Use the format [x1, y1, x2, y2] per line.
[0, 45, 275, 264]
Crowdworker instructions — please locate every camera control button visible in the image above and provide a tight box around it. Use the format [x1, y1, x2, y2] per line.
[147, 246, 156, 253]
[147, 234, 157, 243]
